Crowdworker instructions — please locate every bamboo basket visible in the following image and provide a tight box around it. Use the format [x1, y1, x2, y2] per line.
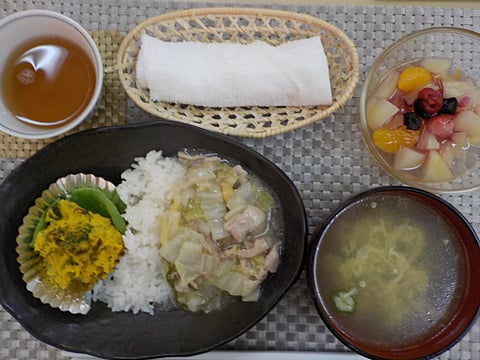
[117, 7, 359, 138]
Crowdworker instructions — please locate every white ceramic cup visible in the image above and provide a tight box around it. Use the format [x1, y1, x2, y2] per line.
[0, 10, 103, 139]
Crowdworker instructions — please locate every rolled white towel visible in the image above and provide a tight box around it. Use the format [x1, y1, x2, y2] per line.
[136, 34, 332, 107]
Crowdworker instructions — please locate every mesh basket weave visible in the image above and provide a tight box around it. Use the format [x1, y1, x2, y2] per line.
[117, 7, 359, 138]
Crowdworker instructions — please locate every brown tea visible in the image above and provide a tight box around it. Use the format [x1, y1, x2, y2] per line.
[1, 36, 96, 127]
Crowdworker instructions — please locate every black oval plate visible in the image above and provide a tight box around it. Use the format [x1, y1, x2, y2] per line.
[0, 120, 307, 359]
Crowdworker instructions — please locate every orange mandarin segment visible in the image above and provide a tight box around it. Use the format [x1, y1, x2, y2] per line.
[372, 127, 419, 153]
[397, 67, 432, 93]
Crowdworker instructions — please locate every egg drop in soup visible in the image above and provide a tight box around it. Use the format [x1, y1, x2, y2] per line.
[1, 36, 96, 127]
[315, 194, 467, 350]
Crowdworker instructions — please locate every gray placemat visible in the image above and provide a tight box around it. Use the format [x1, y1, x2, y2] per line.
[1, 1, 480, 359]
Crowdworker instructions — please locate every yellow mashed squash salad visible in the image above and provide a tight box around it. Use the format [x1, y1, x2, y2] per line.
[34, 199, 125, 293]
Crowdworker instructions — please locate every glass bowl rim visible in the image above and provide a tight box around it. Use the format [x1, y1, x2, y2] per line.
[359, 26, 480, 194]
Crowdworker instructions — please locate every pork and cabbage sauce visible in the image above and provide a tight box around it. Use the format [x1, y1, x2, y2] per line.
[158, 152, 283, 312]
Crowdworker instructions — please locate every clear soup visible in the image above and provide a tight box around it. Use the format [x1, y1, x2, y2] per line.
[315, 193, 466, 349]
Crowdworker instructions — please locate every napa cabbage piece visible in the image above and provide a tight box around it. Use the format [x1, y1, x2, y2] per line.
[329, 216, 429, 324]
[157, 152, 281, 312]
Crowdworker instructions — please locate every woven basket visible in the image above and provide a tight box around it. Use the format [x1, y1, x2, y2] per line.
[117, 7, 359, 138]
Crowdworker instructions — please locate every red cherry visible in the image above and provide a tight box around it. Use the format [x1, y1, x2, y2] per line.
[415, 88, 443, 117]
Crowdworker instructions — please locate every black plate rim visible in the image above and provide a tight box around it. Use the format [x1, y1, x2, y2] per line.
[0, 120, 307, 359]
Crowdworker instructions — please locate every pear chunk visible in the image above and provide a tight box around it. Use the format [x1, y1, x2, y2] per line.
[417, 129, 440, 151]
[420, 57, 452, 75]
[423, 150, 454, 182]
[451, 131, 469, 148]
[443, 78, 476, 98]
[373, 71, 400, 99]
[366, 98, 399, 130]
[394, 147, 426, 170]
[454, 110, 480, 144]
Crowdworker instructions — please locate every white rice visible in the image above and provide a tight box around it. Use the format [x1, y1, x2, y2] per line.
[92, 150, 187, 314]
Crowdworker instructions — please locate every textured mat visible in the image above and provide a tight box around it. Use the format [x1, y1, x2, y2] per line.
[1, 2, 480, 360]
